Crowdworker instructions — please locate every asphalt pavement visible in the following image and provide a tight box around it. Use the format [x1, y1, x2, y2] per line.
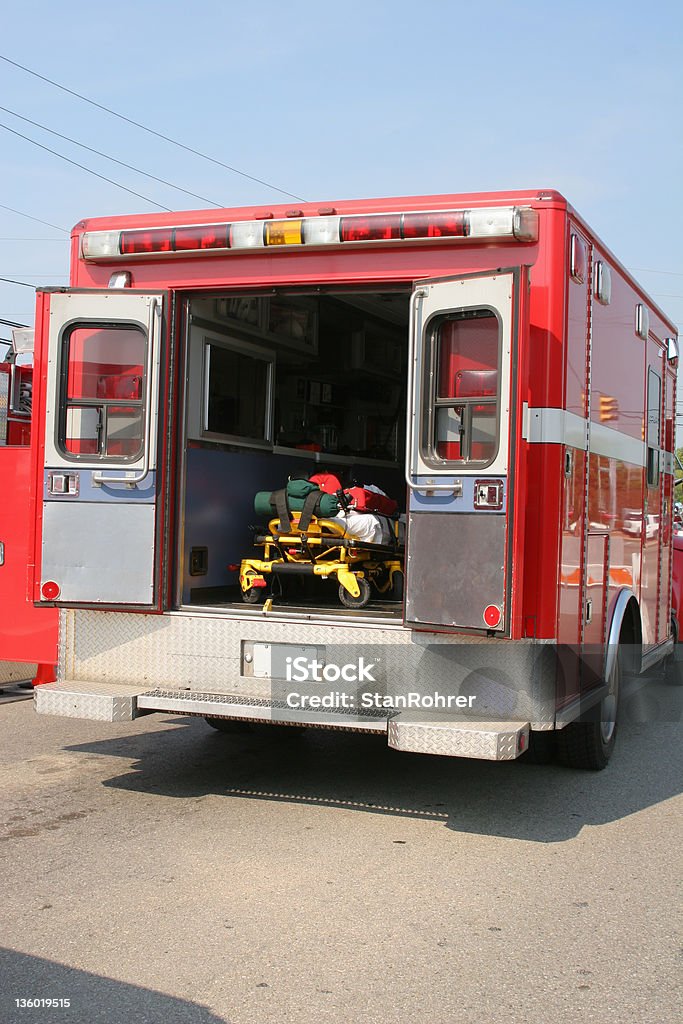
[1, 671, 681, 1024]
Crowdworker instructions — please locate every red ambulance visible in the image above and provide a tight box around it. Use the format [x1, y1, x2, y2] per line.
[3, 188, 679, 768]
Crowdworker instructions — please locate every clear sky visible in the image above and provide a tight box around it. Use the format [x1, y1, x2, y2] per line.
[1, 0, 682, 365]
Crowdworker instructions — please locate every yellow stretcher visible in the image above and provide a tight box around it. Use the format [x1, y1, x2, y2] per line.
[239, 511, 404, 609]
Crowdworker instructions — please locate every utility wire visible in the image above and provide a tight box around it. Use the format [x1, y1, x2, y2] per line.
[0, 203, 67, 233]
[0, 317, 29, 327]
[0, 53, 305, 202]
[629, 268, 683, 277]
[0, 104, 223, 208]
[0, 276, 36, 287]
[0, 121, 172, 212]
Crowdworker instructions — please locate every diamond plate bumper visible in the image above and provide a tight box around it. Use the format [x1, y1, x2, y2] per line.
[387, 718, 529, 760]
[35, 681, 530, 758]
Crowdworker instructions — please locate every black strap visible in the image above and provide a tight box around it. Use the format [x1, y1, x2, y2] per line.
[298, 489, 323, 532]
[271, 489, 291, 533]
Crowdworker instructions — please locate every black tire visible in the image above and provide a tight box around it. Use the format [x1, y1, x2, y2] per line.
[390, 569, 405, 602]
[242, 584, 266, 604]
[338, 577, 371, 609]
[556, 652, 620, 770]
[204, 717, 253, 734]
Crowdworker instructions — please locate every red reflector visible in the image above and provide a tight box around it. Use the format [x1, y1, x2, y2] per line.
[483, 604, 502, 628]
[518, 733, 526, 751]
[403, 211, 467, 238]
[340, 215, 401, 242]
[41, 581, 60, 601]
[226, 563, 240, 572]
[175, 225, 229, 250]
[252, 578, 267, 588]
[120, 229, 173, 254]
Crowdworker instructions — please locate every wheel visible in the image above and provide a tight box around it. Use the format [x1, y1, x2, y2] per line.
[242, 583, 266, 604]
[338, 577, 371, 609]
[204, 717, 253, 734]
[556, 651, 620, 770]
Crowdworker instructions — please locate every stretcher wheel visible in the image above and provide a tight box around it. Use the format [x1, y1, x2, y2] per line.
[338, 578, 371, 609]
[242, 585, 266, 604]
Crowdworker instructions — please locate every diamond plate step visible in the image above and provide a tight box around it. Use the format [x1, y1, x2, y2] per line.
[35, 681, 150, 722]
[137, 689, 393, 732]
[388, 718, 530, 760]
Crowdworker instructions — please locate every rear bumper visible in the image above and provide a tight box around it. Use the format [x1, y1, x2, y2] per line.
[34, 682, 530, 761]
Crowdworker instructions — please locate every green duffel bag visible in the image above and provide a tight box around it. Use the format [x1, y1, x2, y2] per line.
[254, 480, 339, 520]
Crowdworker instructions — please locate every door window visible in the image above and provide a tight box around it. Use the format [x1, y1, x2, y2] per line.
[423, 309, 500, 467]
[646, 368, 661, 489]
[60, 324, 146, 459]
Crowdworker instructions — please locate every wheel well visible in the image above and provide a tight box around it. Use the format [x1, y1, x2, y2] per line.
[617, 595, 642, 675]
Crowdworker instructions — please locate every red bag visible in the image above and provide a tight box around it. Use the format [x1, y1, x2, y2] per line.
[346, 486, 397, 515]
[309, 472, 342, 494]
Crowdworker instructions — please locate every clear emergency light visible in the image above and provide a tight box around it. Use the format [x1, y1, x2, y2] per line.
[81, 206, 539, 260]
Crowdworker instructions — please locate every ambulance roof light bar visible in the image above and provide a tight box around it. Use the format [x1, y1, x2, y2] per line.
[81, 206, 539, 260]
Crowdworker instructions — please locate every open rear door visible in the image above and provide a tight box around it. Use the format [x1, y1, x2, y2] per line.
[38, 290, 165, 608]
[405, 270, 523, 634]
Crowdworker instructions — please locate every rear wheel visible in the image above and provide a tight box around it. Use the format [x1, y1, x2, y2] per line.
[557, 651, 620, 770]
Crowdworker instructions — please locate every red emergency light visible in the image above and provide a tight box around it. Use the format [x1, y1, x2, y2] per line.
[81, 206, 539, 261]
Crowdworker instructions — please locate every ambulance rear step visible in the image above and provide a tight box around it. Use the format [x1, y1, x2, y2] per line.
[34, 682, 530, 760]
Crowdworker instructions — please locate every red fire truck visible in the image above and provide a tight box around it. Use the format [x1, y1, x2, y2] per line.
[9, 188, 680, 769]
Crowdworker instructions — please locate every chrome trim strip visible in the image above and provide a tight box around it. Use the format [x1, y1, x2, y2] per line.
[523, 405, 588, 450]
[523, 405, 649, 468]
[590, 422, 646, 468]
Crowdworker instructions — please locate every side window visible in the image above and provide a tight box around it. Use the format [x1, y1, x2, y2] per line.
[60, 324, 146, 460]
[422, 309, 500, 467]
[203, 338, 273, 446]
[646, 368, 661, 489]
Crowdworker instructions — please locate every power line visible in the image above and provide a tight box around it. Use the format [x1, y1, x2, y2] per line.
[0, 203, 67, 233]
[0, 317, 29, 327]
[0, 53, 305, 202]
[0, 121, 172, 212]
[0, 104, 223, 209]
[0, 276, 35, 287]
[629, 268, 683, 277]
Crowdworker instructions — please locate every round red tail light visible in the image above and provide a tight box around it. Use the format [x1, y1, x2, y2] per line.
[483, 604, 502, 628]
[41, 581, 61, 601]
